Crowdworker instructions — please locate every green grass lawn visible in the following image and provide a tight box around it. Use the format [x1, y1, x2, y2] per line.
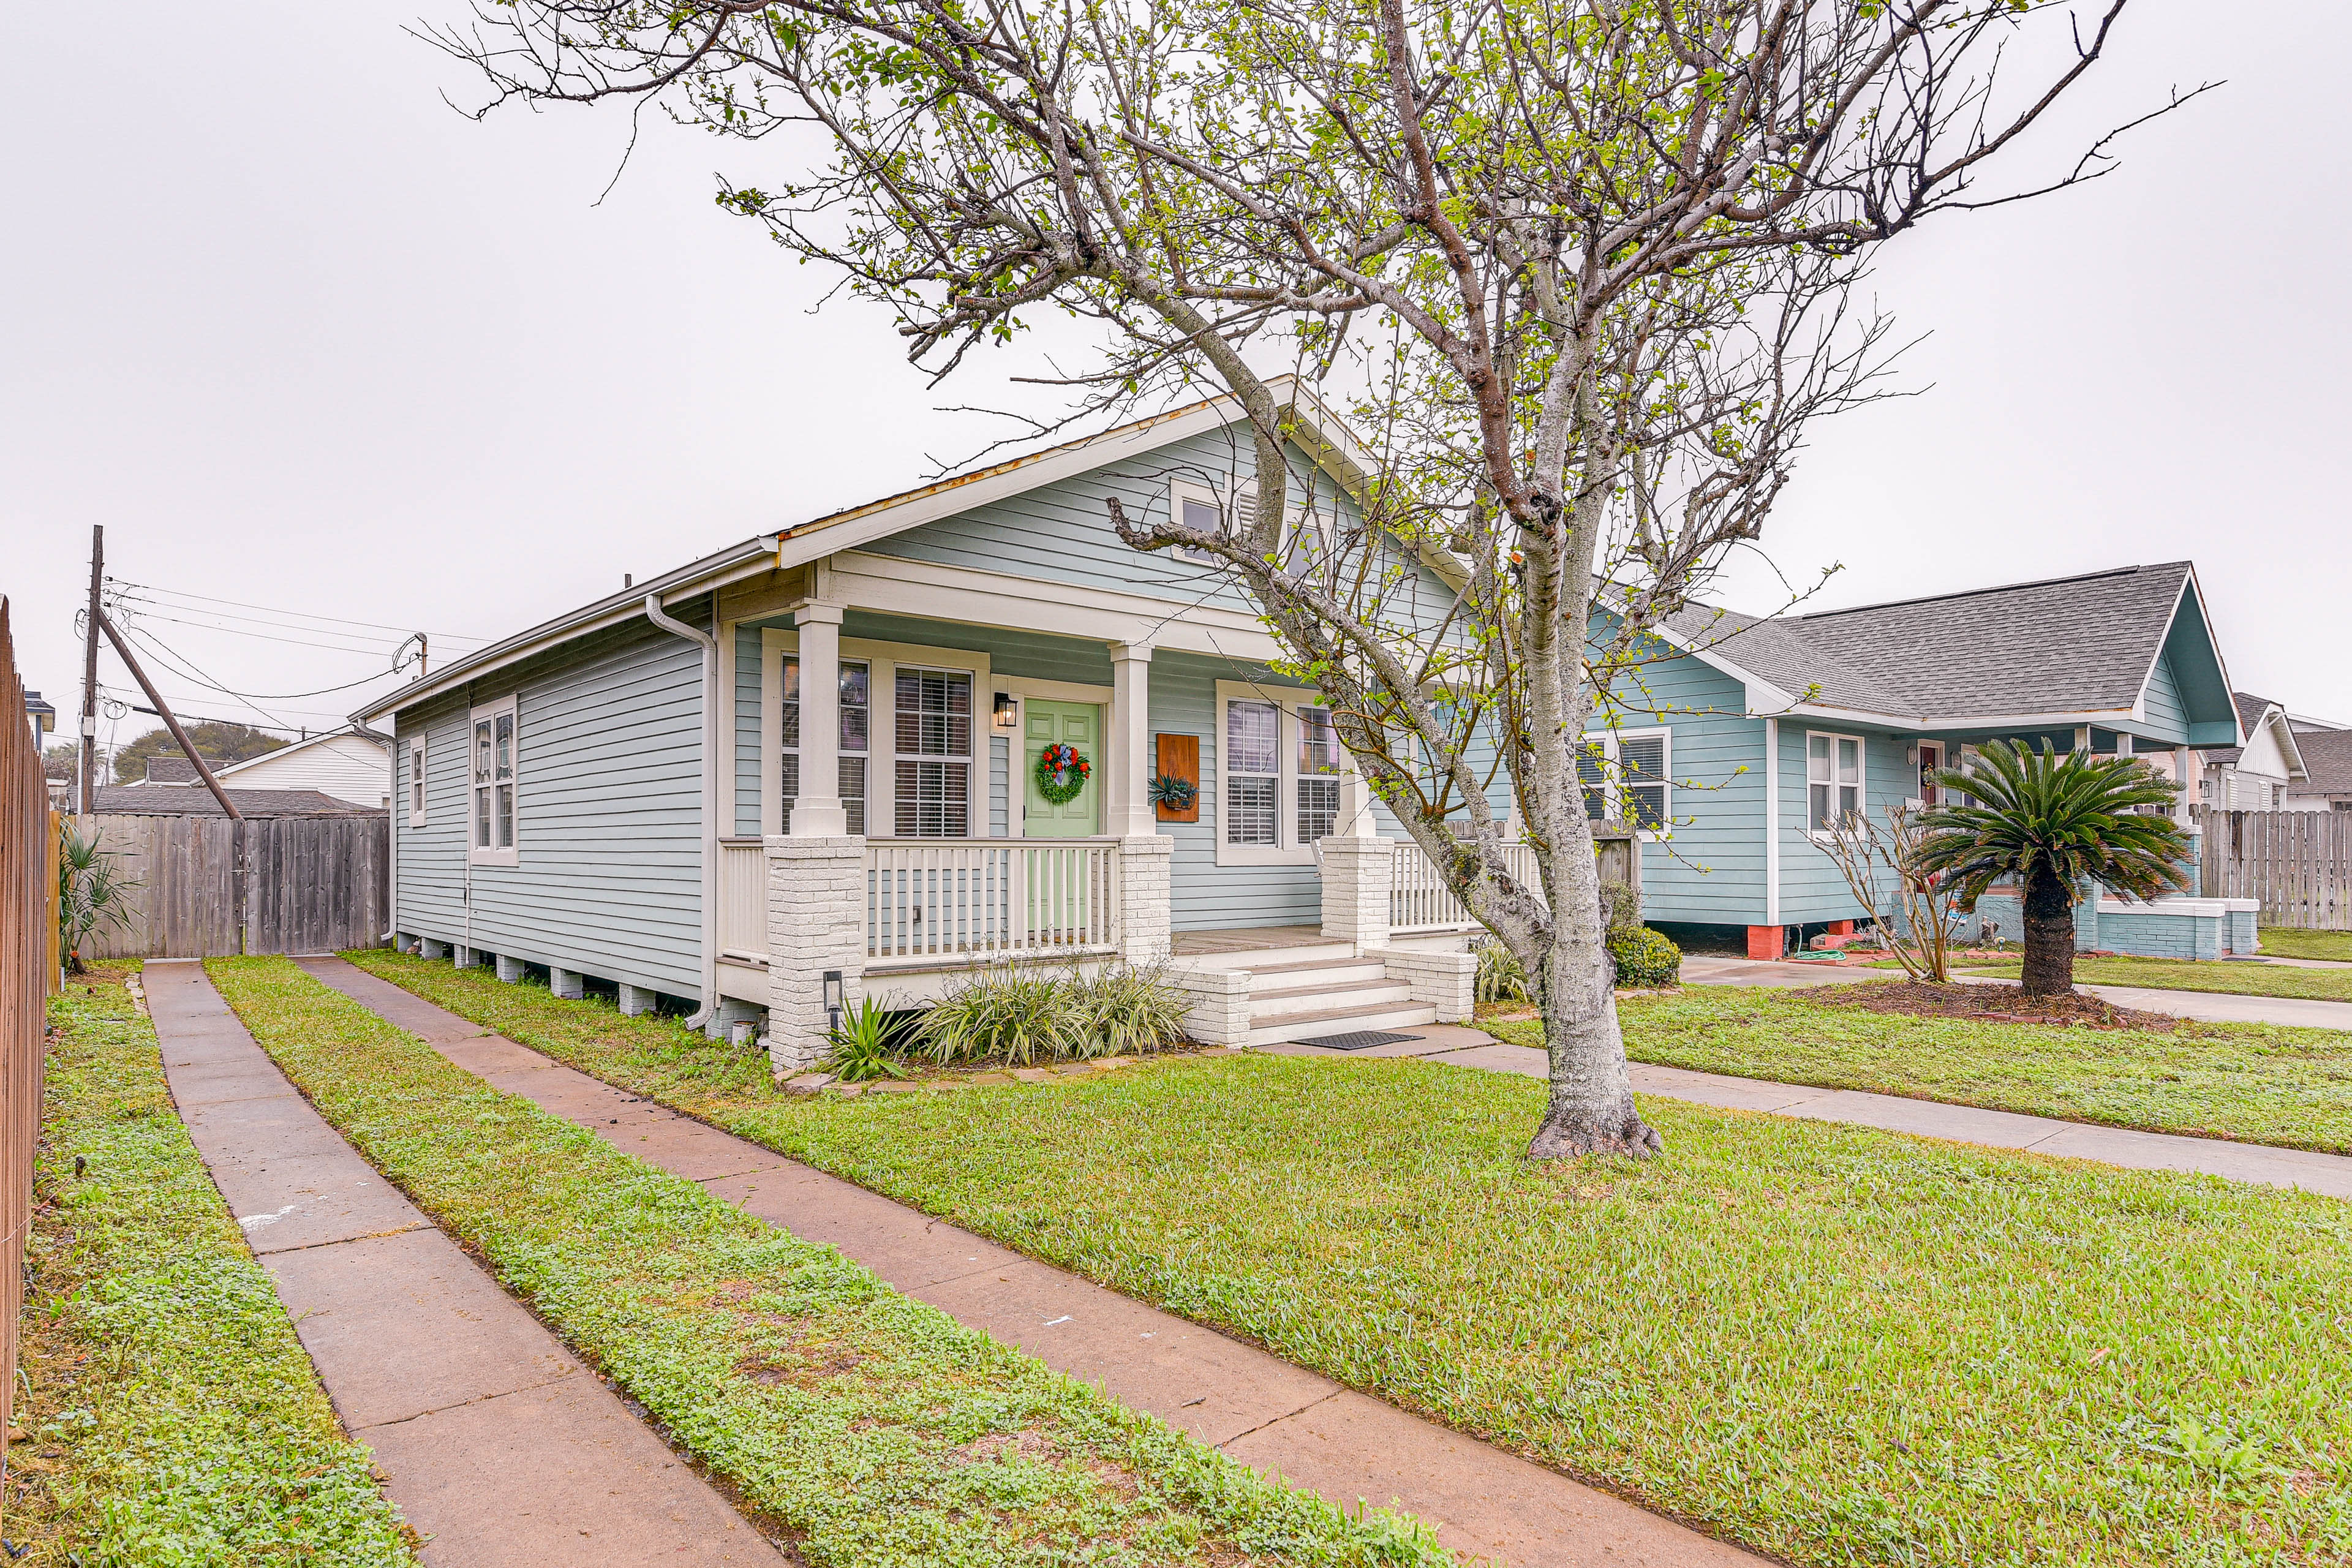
[213, 957, 1446, 1568]
[2259, 928, 2352, 963]
[1956, 954, 2352, 1003]
[11, 969, 418, 1566]
[341, 948, 2352, 1568]
[1485, 987, 2352, 1155]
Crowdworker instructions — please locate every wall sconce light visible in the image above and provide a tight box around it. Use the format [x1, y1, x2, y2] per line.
[822, 969, 843, 1034]
[992, 692, 1020, 731]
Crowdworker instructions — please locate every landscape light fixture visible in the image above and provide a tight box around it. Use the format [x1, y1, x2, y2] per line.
[823, 970, 843, 1034]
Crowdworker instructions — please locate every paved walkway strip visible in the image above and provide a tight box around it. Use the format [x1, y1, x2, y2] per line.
[298, 956, 1762, 1568]
[1267, 1025, 2352, 1199]
[143, 960, 789, 1568]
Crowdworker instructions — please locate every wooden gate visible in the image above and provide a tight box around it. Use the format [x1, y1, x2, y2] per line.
[2201, 809, 2352, 930]
[75, 812, 390, 958]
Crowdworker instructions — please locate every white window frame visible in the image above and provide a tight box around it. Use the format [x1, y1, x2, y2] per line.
[891, 664, 978, 838]
[467, 695, 520, 867]
[407, 739, 427, 829]
[759, 628, 990, 840]
[1578, 727, 1672, 839]
[1167, 478, 1231, 568]
[1213, 680, 1350, 866]
[1806, 729, 1864, 840]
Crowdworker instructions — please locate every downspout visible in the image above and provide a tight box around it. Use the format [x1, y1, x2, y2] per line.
[1763, 716, 1781, 930]
[383, 729, 399, 941]
[646, 593, 720, 1030]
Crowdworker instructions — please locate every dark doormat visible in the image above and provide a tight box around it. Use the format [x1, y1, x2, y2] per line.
[1289, 1030, 1424, 1051]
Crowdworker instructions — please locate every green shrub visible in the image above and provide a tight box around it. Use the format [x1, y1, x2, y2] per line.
[1597, 878, 1640, 932]
[823, 997, 914, 1080]
[1066, 963, 1190, 1057]
[1474, 941, 1529, 1004]
[1608, 925, 1682, 988]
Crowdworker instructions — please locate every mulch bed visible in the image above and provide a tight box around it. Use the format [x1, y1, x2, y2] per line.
[1805, 981, 2192, 1033]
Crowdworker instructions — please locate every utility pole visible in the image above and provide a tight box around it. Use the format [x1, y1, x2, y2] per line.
[96, 610, 241, 821]
[78, 525, 101, 813]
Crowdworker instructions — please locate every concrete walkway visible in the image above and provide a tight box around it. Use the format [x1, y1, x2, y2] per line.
[144, 961, 789, 1568]
[1682, 953, 2352, 1033]
[1265, 1026, 2352, 1199]
[297, 956, 1762, 1568]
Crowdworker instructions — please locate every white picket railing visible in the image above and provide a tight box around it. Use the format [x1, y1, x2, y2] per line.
[1390, 840, 1547, 930]
[868, 838, 1121, 965]
[718, 839, 771, 962]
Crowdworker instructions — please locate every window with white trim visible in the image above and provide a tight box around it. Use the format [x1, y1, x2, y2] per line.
[1296, 705, 1341, 841]
[1807, 731, 1863, 834]
[468, 697, 518, 865]
[893, 666, 973, 837]
[1226, 699, 1280, 846]
[407, 740, 426, 827]
[778, 657, 870, 835]
[1578, 729, 1670, 832]
[1170, 478, 1254, 568]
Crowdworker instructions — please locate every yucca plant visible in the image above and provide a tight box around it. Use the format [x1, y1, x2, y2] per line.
[914, 963, 1075, 1066]
[58, 820, 139, 974]
[1066, 964, 1189, 1058]
[1912, 739, 2191, 997]
[822, 997, 913, 1082]
[1474, 941, 1529, 1005]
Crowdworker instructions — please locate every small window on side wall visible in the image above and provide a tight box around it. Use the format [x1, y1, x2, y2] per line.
[407, 741, 426, 828]
[1807, 731, 1862, 835]
[468, 696, 519, 866]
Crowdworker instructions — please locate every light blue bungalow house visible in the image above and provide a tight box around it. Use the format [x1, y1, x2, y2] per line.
[1601, 561, 2253, 960]
[358, 383, 2250, 1072]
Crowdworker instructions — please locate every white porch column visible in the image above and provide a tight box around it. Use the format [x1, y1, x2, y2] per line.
[1318, 834, 1393, 950]
[1106, 642, 1156, 839]
[764, 833, 865, 1077]
[1338, 757, 1381, 837]
[2174, 744, 2196, 828]
[792, 603, 848, 836]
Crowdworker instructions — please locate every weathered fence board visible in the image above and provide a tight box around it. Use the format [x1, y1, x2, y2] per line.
[75, 812, 388, 958]
[2, 600, 61, 1471]
[2201, 808, 2352, 930]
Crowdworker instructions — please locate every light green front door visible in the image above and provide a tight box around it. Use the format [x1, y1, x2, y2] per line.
[1022, 700, 1100, 837]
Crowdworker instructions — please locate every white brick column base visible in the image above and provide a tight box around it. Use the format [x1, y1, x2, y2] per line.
[1368, 946, 1477, 1022]
[617, 982, 657, 1017]
[1317, 835, 1394, 951]
[766, 834, 866, 1078]
[549, 967, 584, 1000]
[1166, 963, 1251, 1046]
[419, 938, 448, 960]
[496, 954, 525, 984]
[1117, 835, 1175, 965]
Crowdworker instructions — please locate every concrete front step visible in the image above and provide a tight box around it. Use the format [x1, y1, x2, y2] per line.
[1247, 961, 1392, 997]
[1250, 981, 1417, 1022]
[1246, 1001, 1439, 1048]
[1187, 941, 1360, 972]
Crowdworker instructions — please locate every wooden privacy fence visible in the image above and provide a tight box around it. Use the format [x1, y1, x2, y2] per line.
[2, 600, 62, 1484]
[2201, 809, 2352, 930]
[74, 812, 390, 959]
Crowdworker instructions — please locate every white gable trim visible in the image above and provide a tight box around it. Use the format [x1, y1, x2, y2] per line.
[2128, 567, 2241, 745]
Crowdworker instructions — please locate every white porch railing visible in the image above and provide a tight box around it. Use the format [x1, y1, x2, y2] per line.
[718, 839, 771, 962]
[869, 838, 1121, 965]
[1390, 840, 1546, 930]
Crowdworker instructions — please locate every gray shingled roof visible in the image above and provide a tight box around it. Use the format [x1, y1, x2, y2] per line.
[2292, 729, 2352, 795]
[2203, 692, 2282, 767]
[91, 785, 383, 818]
[1657, 563, 2194, 722]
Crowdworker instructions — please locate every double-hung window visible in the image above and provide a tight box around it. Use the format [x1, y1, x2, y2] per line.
[407, 740, 426, 827]
[778, 657, 871, 834]
[1296, 706, 1341, 841]
[468, 697, 518, 865]
[1225, 699, 1280, 846]
[1578, 728, 1670, 832]
[894, 667, 972, 836]
[1807, 732, 1863, 834]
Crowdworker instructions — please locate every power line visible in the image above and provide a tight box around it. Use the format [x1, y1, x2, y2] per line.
[107, 576, 492, 644]
[109, 592, 418, 649]
[109, 603, 417, 659]
[114, 621, 304, 735]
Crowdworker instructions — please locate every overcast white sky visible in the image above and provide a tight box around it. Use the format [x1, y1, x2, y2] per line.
[6, 1, 2348, 759]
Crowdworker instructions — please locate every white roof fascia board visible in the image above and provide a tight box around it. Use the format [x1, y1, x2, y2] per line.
[214, 729, 383, 778]
[2271, 709, 2310, 780]
[829, 552, 1287, 663]
[355, 537, 777, 725]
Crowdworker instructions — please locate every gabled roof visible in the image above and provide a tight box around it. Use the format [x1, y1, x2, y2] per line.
[91, 784, 383, 818]
[2203, 692, 2306, 777]
[2290, 728, 2352, 796]
[214, 726, 387, 779]
[1638, 562, 2239, 737]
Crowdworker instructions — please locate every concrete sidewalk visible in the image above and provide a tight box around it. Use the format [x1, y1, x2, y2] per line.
[145, 961, 789, 1568]
[1265, 1027, 2352, 1199]
[297, 956, 1762, 1568]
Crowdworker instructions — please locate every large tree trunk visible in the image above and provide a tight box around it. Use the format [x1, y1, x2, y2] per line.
[2019, 866, 2077, 997]
[1526, 923, 1660, 1158]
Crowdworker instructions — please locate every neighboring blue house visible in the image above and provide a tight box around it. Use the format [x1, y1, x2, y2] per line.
[1592, 563, 2251, 959]
[358, 384, 2252, 1072]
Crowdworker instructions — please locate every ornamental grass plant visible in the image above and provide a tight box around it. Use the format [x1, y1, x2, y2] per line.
[914, 962, 1189, 1066]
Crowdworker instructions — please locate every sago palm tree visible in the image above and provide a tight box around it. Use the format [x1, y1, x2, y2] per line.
[1912, 740, 2191, 997]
